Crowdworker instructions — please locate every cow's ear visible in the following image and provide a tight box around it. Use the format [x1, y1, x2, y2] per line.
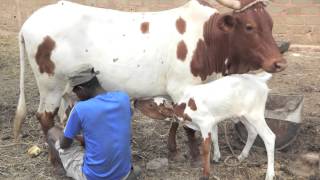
[218, 15, 235, 32]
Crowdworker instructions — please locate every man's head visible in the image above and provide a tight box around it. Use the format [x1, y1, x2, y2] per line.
[68, 64, 102, 101]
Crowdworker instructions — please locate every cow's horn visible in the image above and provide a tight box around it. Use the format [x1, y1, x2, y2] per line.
[216, 0, 241, 9]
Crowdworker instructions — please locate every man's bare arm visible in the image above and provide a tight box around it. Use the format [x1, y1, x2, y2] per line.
[75, 135, 85, 146]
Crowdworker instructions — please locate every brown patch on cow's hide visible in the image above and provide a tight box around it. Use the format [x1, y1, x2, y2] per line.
[197, 0, 213, 7]
[191, 14, 230, 80]
[176, 17, 186, 34]
[35, 36, 56, 75]
[177, 40, 188, 61]
[141, 22, 149, 34]
[190, 39, 210, 81]
[188, 98, 197, 111]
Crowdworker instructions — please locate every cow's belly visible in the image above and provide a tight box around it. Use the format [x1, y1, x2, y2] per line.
[50, 46, 171, 98]
[94, 60, 169, 98]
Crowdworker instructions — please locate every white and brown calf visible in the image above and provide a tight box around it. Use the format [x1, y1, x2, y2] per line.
[174, 72, 275, 180]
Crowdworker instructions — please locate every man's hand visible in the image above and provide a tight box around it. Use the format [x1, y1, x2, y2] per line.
[75, 135, 85, 147]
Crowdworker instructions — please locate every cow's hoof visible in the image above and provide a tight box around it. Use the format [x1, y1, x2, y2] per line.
[190, 158, 202, 168]
[199, 176, 209, 180]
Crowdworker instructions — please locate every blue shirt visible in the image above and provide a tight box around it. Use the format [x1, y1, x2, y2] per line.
[64, 91, 132, 180]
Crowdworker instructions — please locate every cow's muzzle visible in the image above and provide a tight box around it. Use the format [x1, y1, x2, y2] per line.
[273, 61, 288, 72]
[264, 58, 288, 73]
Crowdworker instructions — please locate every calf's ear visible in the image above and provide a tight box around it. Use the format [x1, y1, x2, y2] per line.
[218, 15, 236, 32]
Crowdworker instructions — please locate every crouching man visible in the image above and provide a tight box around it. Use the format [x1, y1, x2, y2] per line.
[47, 64, 139, 180]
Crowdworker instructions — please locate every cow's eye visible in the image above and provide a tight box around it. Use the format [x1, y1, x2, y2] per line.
[245, 24, 254, 32]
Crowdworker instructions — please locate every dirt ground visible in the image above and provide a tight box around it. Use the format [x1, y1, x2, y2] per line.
[0, 31, 319, 180]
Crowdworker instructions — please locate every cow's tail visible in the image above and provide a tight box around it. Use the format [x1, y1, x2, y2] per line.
[13, 33, 27, 139]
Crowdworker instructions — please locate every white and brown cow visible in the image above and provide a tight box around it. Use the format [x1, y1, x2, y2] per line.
[14, 0, 286, 165]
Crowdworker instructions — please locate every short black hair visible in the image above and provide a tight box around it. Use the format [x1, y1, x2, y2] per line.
[72, 76, 101, 92]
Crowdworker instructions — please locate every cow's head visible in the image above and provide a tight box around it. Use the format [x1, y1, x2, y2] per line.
[216, 0, 287, 73]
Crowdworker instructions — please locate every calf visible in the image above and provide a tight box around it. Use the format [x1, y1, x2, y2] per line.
[174, 72, 275, 180]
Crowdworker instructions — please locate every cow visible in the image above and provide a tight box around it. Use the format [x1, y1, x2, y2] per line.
[13, 0, 287, 167]
[173, 72, 274, 180]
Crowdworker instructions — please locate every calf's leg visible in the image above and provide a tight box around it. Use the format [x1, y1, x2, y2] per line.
[200, 133, 212, 180]
[211, 125, 221, 162]
[247, 116, 276, 180]
[238, 119, 258, 161]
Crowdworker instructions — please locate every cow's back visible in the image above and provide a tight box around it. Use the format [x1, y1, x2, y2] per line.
[20, 0, 217, 99]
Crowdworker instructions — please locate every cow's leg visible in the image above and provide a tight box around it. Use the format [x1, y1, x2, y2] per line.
[237, 119, 258, 162]
[36, 79, 65, 136]
[167, 121, 179, 160]
[246, 115, 275, 180]
[184, 126, 201, 167]
[36, 108, 59, 136]
[47, 126, 63, 166]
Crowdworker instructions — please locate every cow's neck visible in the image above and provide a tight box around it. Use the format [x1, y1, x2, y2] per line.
[190, 13, 231, 81]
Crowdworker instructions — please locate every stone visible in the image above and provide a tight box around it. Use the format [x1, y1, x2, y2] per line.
[27, 145, 41, 158]
[146, 158, 169, 171]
